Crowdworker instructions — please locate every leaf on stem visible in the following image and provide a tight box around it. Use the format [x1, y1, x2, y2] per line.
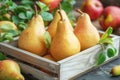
[107, 48, 117, 58]
[99, 27, 113, 44]
[0, 52, 6, 60]
[97, 51, 106, 65]
[43, 31, 51, 49]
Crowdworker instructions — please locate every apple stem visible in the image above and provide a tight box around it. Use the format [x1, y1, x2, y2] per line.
[58, 10, 64, 21]
[75, 9, 84, 15]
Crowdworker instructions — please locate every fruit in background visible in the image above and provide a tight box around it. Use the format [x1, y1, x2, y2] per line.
[74, 9, 100, 50]
[0, 60, 24, 80]
[18, 13, 47, 56]
[47, 9, 73, 39]
[50, 10, 81, 61]
[110, 65, 120, 76]
[40, 0, 61, 11]
[99, 6, 120, 30]
[81, 0, 103, 21]
[0, 21, 17, 33]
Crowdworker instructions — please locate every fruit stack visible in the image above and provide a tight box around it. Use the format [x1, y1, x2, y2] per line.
[81, 0, 120, 33]
[0, 0, 119, 80]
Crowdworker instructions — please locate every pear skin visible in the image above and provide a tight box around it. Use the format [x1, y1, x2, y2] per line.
[43, 54, 56, 61]
[74, 10, 100, 50]
[0, 60, 24, 80]
[0, 21, 17, 33]
[47, 9, 73, 39]
[18, 14, 47, 56]
[50, 16, 81, 61]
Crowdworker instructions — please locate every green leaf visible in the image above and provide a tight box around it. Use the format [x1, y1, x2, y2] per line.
[3, 33, 14, 41]
[61, 2, 72, 13]
[107, 48, 117, 58]
[26, 11, 33, 20]
[40, 12, 53, 21]
[36, 1, 49, 12]
[100, 27, 113, 42]
[18, 12, 27, 19]
[43, 31, 51, 49]
[0, 30, 19, 42]
[21, 0, 33, 5]
[97, 51, 106, 65]
[0, 52, 6, 60]
[12, 16, 21, 25]
[99, 38, 113, 45]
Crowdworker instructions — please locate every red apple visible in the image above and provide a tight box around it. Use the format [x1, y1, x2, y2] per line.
[40, 0, 61, 11]
[81, 0, 104, 21]
[99, 6, 120, 30]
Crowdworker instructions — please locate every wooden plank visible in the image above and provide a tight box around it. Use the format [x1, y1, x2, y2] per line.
[0, 43, 60, 74]
[17, 61, 58, 80]
[58, 36, 120, 80]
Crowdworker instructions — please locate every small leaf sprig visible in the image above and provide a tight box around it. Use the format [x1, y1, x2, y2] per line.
[0, 52, 6, 60]
[97, 27, 117, 65]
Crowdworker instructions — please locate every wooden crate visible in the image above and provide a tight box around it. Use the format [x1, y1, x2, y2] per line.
[0, 33, 120, 80]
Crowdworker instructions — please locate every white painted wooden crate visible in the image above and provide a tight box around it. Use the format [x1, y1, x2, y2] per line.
[0, 33, 119, 80]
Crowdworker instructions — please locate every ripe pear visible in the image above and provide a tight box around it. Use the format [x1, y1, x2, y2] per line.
[50, 11, 81, 61]
[0, 60, 24, 80]
[47, 9, 73, 39]
[18, 14, 47, 56]
[110, 65, 120, 76]
[0, 21, 17, 33]
[43, 54, 56, 61]
[74, 9, 100, 50]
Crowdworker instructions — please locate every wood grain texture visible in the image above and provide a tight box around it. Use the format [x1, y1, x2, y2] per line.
[0, 33, 119, 80]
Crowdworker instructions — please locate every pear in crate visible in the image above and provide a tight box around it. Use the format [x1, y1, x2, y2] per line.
[47, 9, 73, 39]
[0, 60, 24, 80]
[50, 11, 81, 61]
[18, 14, 47, 56]
[74, 9, 100, 50]
[43, 54, 56, 61]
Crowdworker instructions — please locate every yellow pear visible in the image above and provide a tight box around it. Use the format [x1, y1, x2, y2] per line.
[50, 11, 81, 61]
[43, 54, 56, 61]
[0, 60, 24, 80]
[47, 9, 73, 39]
[111, 65, 120, 76]
[74, 9, 100, 50]
[18, 14, 47, 56]
[0, 21, 17, 33]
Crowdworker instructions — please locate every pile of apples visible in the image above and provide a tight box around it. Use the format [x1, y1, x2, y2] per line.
[81, 0, 120, 30]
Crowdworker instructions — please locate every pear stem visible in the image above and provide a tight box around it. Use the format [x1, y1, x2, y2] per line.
[75, 9, 84, 15]
[58, 3, 62, 10]
[58, 10, 64, 21]
[34, 2, 38, 17]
